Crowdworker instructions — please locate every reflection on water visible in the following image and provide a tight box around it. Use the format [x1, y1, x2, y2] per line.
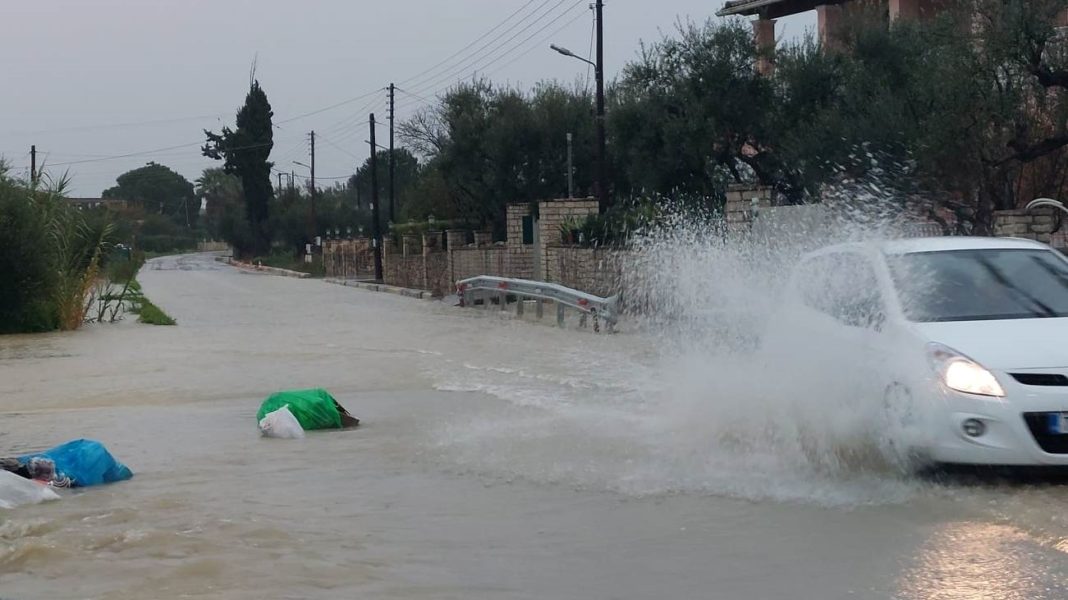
[898, 521, 1068, 600]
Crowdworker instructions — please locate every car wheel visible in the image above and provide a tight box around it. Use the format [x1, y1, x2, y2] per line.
[879, 382, 924, 469]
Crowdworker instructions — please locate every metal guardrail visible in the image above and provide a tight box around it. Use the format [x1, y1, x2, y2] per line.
[457, 276, 618, 333]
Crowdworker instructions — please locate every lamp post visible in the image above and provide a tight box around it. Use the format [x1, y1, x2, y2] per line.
[550, 0, 607, 212]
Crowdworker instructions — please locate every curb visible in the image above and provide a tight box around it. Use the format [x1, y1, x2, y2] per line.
[323, 278, 436, 300]
[228, 258, 311, 279]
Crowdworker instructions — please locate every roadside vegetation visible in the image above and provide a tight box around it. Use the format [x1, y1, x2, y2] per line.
[0, 164, 179, 333]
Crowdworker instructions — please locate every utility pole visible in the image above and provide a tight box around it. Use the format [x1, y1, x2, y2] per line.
[30, 145, 36, 187]
[566, 132, 574, 199]
[369, 114, 384, 281]
[308, 131, 317, 243]
[594, 0, 608, 213]
[388, 83, 396, 225]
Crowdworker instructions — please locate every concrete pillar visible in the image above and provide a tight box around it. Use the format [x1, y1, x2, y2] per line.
[753, 18, 776, 76]
[402, 234, 420, 257]
[445, 229, 467, 250]
[890, 0, 921, 22]
[423, 231, 443, 254]
[817, 4, 845, 50]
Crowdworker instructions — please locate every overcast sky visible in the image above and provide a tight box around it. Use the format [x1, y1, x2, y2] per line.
[1, 1, 815, 197]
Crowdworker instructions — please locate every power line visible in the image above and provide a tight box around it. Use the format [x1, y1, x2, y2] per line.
[397, 0, 543, 87]
[402, 0, 569, 93]
[316, 132, 361, 161]
[46, 139, 276, 168]
[485, 6, 591, 79]
[45, 141, 205, 167]
[0, 114, 227, 137]
[393, 0, 587, 112]
[394, 87, 436, 105]
[274, 88, 385, 125]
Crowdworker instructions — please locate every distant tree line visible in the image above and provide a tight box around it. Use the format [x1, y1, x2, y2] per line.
[99, 0, 1068, 260]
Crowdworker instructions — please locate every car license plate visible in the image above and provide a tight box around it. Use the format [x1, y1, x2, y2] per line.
[1048, 413, 1068, 434]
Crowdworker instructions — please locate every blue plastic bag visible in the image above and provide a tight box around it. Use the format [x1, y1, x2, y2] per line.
[19, 439, 133, 488]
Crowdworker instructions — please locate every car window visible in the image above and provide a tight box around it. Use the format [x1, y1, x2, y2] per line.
[795, 252, 885, 328]
[888, 248, 1068, 322]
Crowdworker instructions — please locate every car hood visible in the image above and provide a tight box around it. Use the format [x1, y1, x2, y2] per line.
[914, 317, 1068, 370]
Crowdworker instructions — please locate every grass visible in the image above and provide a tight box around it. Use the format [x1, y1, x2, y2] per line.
[121, 278, 176, 326]
[254, 251, 326, 277]
[136, 298, 176, 326]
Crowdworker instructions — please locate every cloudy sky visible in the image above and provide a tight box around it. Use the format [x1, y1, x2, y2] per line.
[1, 1, 814, 196]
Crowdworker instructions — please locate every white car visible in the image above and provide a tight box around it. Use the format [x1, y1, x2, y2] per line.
[768, 236, 1068, 466]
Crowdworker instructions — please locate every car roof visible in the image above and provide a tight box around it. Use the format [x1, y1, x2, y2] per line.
[803, 237, 1053, 258]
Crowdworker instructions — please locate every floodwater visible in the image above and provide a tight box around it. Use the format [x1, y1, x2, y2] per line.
[2, 253, 1068, 599]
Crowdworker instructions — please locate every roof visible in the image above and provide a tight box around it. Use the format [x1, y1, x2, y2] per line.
[801, 237, 1053, 259]
[876, 237, 1052, 255]
[717, 0, 845, 19]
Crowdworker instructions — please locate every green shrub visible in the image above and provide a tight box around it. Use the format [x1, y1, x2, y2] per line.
[137, 299, 176, 326]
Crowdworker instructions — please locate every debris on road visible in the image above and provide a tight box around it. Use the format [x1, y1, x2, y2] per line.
[15, 439, 134, 488]
[259, 405, 306, 439]
[256, 388, 361, 435]
[0, 471, 60, 509]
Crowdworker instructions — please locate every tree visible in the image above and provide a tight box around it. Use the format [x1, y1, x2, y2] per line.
[203, 80, 274, 257]
[400, 80, 597, 235]
[196, 168, 243, 240]
[349, 148, 420, 222]
[102, 162, 197, 228]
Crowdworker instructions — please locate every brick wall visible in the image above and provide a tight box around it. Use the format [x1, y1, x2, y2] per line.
[724, 184, 773, 236]
[323, 238, 375, 279]
[506, 202, 535, 280]
[383, 242, 425, 290]
[536, 198, 598, 278]
[544, 245, 624, 298]
[993, 208, 1057, 246]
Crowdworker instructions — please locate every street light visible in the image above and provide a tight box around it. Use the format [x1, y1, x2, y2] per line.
[550, 44, 593, 66]
[550, 1, 607, 212]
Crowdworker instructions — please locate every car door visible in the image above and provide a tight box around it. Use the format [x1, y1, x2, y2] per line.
[781, 251, 890, 407]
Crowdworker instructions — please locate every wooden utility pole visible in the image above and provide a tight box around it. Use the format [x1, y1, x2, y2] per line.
[388, 83, 396, 224]
[30, 145, 37, 187]
[369, 115, 384, 281]
[594, 0, 608, 212]
[308, 131, 317, 242]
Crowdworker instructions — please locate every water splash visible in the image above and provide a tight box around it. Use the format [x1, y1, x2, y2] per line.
[432, 178, 942, 506]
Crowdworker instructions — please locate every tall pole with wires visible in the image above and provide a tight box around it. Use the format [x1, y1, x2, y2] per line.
[308, 131, 317, 242]
[594, 0, 607, 213]
[369, 114, 384, 281]
[389, 83, 396, 225]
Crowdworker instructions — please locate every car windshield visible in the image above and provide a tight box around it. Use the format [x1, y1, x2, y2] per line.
[887, 248, 1068, 322]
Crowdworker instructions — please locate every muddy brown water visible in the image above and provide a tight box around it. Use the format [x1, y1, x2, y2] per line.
[2, 253, 1068, 599]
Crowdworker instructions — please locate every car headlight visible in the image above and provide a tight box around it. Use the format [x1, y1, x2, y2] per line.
[927, 343, 1005, 397]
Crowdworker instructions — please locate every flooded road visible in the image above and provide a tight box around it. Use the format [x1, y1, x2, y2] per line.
[3, 253, 1068, 599]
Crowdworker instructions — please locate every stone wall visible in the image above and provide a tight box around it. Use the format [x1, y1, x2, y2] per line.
[506, 203, 536, 280]
[725, 184, 774, 236]
[323, 238, 375, 279]
[993, 208, 1057, 246]
[451, 247, 509, 283]
[383, 242, 426, 290]
[544, 245, 624, 298]
[536, 198, 598, 278]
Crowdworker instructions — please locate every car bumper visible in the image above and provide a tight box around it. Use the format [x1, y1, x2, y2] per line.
[923, 381, 1068, 466]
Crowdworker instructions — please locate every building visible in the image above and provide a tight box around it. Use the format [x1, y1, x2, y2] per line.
[719, 0, 1068, 74]
[65, 197, 129, 211]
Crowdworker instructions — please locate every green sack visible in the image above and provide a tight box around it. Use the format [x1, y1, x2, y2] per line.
[257, 388, 343, 431]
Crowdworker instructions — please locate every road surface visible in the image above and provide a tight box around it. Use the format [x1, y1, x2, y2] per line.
[1, 253, 1067, 599]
